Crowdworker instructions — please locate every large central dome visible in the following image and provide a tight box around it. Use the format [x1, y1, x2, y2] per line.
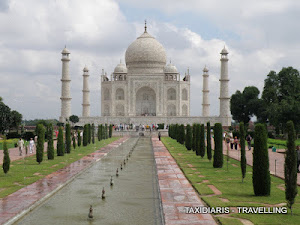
[125, 29, 167, 69]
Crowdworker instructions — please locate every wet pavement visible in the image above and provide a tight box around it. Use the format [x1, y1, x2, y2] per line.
[152, 137, 217, 225]
[0, 137, 129, 225]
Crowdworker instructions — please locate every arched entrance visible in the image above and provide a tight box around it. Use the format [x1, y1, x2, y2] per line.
[136, 87, 156, 116]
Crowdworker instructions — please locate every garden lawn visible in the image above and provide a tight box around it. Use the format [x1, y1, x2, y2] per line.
[0, 137, 119, 198]
[0, 139, 20, 150]
[267, 138, 300, 149]
[162, 137, 300, 225]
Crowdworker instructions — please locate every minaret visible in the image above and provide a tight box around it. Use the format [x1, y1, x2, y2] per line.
[59, 46, 71, 123]
[202, 66, 210, 117]
[219, 46, 230, 117]
[82, 66, 90, 117]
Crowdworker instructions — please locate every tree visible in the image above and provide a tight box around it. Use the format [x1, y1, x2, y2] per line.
[284, 121, 298, 215]
[69, 115, 79, 125]
[213, 123, 223, 168]
[195, 124, 201, 156]
[10, 110, 22, 131]
[262, 67, 300, 133]
[47, 124, 54, 160]
[109, 124, 113, 138]
[230, 86, 262, 126]
[36, 124, 45, 164]
[185, 124, 192, 150]
[2, 137, 10, 174]
[65, 123, 71, 153]
[207, 122, 212, 161]
[192, 124, 197, 151]
[83, 124, 88, 146]
[0, 102, 11, 134]
[92, 123, 95, 144]
[240, 122, 246, 182]
[57, 127, 64, 156]
[253, 124, 270, 196]
[199, 124, 205, 158]
[105, 124, 108, 139]
[178, 124, 185, 145]
[77, 130, 81, 147]
[72, 133, 76, 149]
[88, 124, 91, 144]
[98, 125, 101, 141]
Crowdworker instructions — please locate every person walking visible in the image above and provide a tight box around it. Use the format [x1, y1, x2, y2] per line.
[246, 134, 252, 151]
[297, 146, 300, 173]
[18, 138, 24, 156]
[230, 135, 234, 150]
[29, 138, 35, 154]
[158, 131, 161, 141]
[234, 136, 239, 150]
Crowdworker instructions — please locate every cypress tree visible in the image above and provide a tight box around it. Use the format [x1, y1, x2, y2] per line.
[213, 123, 223, 168]
[83, 124, 88, 146]
[57, 127, 64, 156]
[65, 123, 71, 153]
[195, 124, 201, 156]
[97, 125, 101, 141]
[178, 124, 185, 144]
[72, 133, 76, 149]
[88, 124, 91, 144]
[207, 122, 212, 161]
[175, 124, 179, 142]
[192, 124, 197, 151]
[105, 124, 108, 139]
[109, 124, 113, 138]
[77, 130, 81, 147]
[185, 124, 192, 150]
[253, 124, 270, 196]
[240, 122, 246, 182]
[285, 121, 298, 215]
[47, 124, 54, 160]
[168, 124, 171, 137]
[92, 123, 95, 144]
[36, 124, 45, 164]
[2, 137, 10, 174]
[199, 124, 205, 158]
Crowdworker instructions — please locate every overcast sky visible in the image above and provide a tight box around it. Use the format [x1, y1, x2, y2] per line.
[0, 0, 300, 120]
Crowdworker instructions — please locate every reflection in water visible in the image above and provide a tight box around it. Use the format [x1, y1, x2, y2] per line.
[15, 137, 163, 225]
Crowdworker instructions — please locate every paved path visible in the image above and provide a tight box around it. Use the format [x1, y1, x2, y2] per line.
[152, 137, 217, 225]
[0, 137, 129, 225]
[0, 141, 57, 165]
[214, 140, 300, 185]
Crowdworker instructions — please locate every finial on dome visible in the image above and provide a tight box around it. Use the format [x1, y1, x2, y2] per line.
[187, 67, 190, 75]
[144, 19, 147, 32]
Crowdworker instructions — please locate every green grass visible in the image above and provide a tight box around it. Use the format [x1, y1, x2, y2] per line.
[267, 138, 300, 149]
[0, 137, 119, 198]
[0, 139, 20, 150]
[162, 137, 300, 225]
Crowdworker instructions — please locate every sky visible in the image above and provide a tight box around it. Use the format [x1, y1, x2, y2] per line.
[0, 0, 300, 120]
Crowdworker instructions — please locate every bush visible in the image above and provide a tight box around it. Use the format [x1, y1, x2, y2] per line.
[22, 131, 35, 141]
[72, 134, 76, 149]
[83, 124, 88, 146]
[213, 123, 223, 168]
[192, 124, 197, 151]
[36, 124, 45, 164]
[92, 124, 95, 144]
[77, 130, 81, 147]
[285, 121, 298, 214]
[240, 122, 246, 182]
[253, 123, 270, 196]
[200, 124, 205, 158]
[195, 124, 201, 156]
[232, 130, 240, 139]
[98, 125, 102, 141]
[65, 123, 71, 153]
[47, 124, 54, 160]
[178, 124, 185, 144]
[88, 124, 91, 144]
[185, 124, 192, 150]
[6, 132, 20, 139]
[2, 137, 10, 174]
[207, 122, 212, 161]
[109, 124, 113, 138]
[57, 127, 64, 156]
[157, 123, 164, 129]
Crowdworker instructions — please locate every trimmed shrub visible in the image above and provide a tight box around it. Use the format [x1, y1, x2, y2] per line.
[178, 124, 185, 144]
[98, 125, 101, 141]
[57, 127, 64, 156]
[109, 124, 113, 138]
[72, 134, 76, 149]
[253, 123, 270, 196]
[192, 124, 197, 151]
[83, 124, 88, 146]
[2, 137, 10, 174]
[65, 123, 71, 153]
[88, 124, 91, 144]
[185, 124, 192, 150]
[47, 124, 54, 160]
[77, 130, 81, 147]
[36, 124, 45, 164]
[195, 124, 201, 156]
[200, 124, 205, 158]
[22, 131, 35, 141]
[213, 123, 223, 168]
[240, 122, 246, 182]
[105, 124, 108, 139]
[285, 121, 298, 214]
[92, 124, 95, 144]
[207, 122, 212, 161]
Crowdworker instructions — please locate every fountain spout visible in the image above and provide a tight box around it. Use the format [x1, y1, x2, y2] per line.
[110, 176, 114, 186]
[102, 187, 105, 199]
[88, 205, 93, 219]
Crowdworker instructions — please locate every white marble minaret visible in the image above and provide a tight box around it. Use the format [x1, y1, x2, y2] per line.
[202, 66, 210, 117]
[219, 47, 230, 117]
[59, 47, 71, 123]
[82, 66, 90, 117]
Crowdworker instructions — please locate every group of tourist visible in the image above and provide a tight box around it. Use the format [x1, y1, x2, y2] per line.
[113, 123, 167, 131]
[224, 132, 252, 151]
[17, 137, 35, 156]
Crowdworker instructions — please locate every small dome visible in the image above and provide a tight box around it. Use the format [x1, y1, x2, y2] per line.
[164, 62, 178, 74]
[203, 66, 208, 72]
[114, 62, 127, 73]
[125, 31, 167, 69]
[83, 66, 89, 72]
[220, 46, 228, 55]
[61, 47, 70, 54]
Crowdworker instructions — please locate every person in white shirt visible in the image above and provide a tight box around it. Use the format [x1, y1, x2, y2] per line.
[29, 138, 35, 154]
[18, 138, 24, 156]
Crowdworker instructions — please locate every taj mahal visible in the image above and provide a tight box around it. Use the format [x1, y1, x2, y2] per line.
[59, 22, 231, 126]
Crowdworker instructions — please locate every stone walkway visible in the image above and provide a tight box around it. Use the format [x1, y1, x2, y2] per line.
[152, 137, 217, 225]
[0, 137, 129, 225]
[220, 141, 300, 185]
